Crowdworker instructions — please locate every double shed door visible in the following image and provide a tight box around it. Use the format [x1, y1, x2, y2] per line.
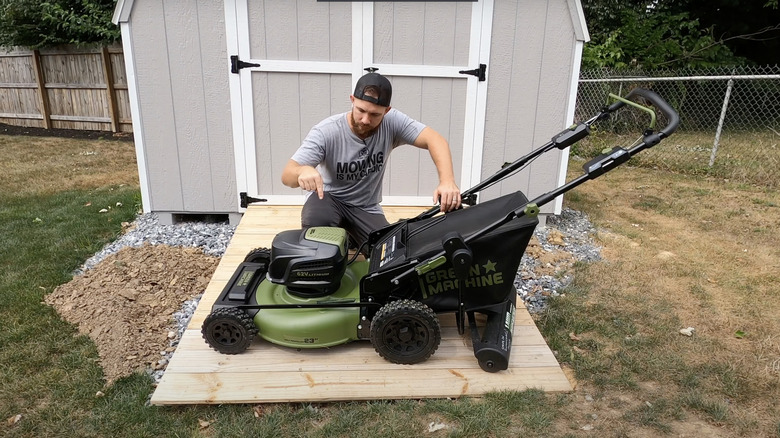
[226, 0, 493, 208]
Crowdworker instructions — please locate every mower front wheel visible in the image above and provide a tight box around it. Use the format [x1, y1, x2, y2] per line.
[370, 299, 441, 365]
[202, 307, 258, 354]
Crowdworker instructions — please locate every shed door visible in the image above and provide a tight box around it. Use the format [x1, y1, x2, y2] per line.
[225, 0, 493, 208]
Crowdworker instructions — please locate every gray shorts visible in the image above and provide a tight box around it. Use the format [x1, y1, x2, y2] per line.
[301, 193, 389, 252]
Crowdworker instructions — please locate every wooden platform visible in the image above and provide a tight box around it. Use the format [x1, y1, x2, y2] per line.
[151, 205, 572, 405]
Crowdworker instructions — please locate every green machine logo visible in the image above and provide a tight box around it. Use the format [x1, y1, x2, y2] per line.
[418, 259, 504, 299]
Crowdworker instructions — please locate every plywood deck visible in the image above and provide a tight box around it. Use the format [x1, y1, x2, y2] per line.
[151, 205, 572, 405]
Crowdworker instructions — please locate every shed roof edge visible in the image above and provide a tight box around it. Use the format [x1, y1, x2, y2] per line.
[112, 0, 134, 25]
[567, 0, 590, 42]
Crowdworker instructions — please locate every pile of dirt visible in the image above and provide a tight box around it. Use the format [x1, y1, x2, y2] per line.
[46, 244, 218, 384]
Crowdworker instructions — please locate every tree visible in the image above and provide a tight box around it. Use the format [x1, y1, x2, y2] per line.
[0, 0, 119, 49]
[581, 0, 780, 69]
[660, 0, 780, 66]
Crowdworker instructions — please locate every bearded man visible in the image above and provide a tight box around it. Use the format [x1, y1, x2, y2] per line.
[282, 72, 461, 252]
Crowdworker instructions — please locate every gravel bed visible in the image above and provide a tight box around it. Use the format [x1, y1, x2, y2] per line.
[76, 213, 235, 274]
[515, 208, 602, 313]
[80, 208, 600, 382]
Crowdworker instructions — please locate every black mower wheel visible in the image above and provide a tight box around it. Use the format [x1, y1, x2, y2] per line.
[244, 247, 271, 264]
[370, 299, 441, 365]
[202, 307, 258, 354]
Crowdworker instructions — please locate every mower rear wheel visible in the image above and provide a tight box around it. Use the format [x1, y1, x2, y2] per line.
[202, 307, 258, 354]
[370, 299, 441, 365]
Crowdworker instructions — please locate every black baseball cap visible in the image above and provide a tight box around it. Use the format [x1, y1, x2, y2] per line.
[353, 73, 392, 107]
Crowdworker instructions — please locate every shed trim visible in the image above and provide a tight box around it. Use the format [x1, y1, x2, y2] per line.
[225, 0, 248, 211]
[119, 21, 151, 212]
[112, 0, 133, 24]
[464, 0, 493, 190]
[566, 0, 590, 42]
[554, 38, 586, 214]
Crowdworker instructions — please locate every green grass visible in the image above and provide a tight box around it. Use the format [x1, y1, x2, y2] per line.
[0, 187, 138, 436]
[535, 259, 777, 435]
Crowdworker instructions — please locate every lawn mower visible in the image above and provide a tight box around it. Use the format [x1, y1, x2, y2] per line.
[202, 88, 679, 372]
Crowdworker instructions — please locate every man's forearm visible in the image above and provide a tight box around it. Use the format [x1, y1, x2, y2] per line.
[281, 159, 303, 188]
[416, 127, 457, 184]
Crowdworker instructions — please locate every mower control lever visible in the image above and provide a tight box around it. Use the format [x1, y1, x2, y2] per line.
[552, 123, 590, 150]
[583, 146, 631, 178]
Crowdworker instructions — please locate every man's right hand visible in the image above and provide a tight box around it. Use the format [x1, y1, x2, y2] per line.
[297, 165, 324, 199]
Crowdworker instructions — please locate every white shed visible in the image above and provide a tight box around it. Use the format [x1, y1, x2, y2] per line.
[113, 0, 588, 226]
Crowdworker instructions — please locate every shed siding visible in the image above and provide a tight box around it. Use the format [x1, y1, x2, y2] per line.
[129, 0, 235, 213]
[248, 1, 352, 62]
[373, 2, 472, 67]
[130, 0, 182, 211]
[383, 76, 466, 197]
[252, 72, 353, 197]
[372, 3, 469, 199]
[246, 1, 354, 200]
[482, 0, 579, 211]
[198, 1, 236, 209]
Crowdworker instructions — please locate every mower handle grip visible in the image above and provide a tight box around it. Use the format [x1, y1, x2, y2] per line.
[607, 88, 680, 138]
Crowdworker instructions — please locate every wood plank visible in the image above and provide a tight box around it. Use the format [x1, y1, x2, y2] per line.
[101, 46, 120, 133]
[31, 50, 51, 129]
[154, 367, 573, 405]
[151, 205, 571, 405]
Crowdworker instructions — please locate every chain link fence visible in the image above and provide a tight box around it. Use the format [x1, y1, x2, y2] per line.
[575, 66, 780, 187]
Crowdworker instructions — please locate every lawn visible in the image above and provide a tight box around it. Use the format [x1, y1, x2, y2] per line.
[1, 133, 779, 437]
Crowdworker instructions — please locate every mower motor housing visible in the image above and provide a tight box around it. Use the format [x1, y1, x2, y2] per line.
[267, 227, 348, 297]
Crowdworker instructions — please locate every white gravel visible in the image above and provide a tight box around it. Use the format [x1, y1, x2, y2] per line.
[516, 208, 602, 313]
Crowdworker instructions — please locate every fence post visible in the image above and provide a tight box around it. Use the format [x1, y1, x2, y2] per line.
[709, 77, 734, 168]
[31, 50, 51, 129]
[101, 46, 120, 132]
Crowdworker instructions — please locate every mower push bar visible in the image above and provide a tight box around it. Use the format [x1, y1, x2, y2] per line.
[391, 88, 679, 286]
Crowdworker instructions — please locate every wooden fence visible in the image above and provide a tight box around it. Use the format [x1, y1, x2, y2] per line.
[0, 45, 132, 133]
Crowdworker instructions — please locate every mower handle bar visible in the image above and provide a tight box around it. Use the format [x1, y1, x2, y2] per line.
[388, 88, 680, 286]
[411, 88, 675, 222]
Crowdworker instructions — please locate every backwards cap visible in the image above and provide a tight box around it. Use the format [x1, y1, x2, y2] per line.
[353, 73, 392, 107]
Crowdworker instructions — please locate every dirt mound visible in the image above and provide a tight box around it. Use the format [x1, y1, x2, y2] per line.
[46, 244, 218, 384]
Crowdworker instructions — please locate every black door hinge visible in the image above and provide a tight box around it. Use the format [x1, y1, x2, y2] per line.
[240, 192, 267, 208]
[459, 64, 487, 81]
[231, 55, 261, 74]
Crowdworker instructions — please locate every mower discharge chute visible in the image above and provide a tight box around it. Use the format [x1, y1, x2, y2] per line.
[203, 88, 680, 372]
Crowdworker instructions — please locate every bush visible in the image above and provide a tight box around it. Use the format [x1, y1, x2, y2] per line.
[0, 0, 120, 49]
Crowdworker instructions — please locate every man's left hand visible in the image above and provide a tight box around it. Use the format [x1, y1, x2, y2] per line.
[434, 181, 461, 212]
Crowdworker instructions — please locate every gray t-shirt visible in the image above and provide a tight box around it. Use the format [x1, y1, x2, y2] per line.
[291, 109, 426, 213]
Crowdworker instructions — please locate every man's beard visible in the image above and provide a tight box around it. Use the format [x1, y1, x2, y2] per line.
[349, 112, 379, 139]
